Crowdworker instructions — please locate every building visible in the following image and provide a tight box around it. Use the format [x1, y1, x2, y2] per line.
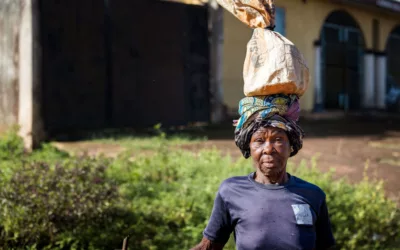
[222, 0, 400, 114]
[0, 0, 211, 147]
[0, 0, 399, 148]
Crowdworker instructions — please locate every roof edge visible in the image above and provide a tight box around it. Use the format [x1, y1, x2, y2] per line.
[331, 0, 400, 13]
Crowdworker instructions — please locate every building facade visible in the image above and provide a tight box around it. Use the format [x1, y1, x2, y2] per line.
[1, 0, 399, 147]
[222, 0, 400, 114]
[0, 0, 212, 147]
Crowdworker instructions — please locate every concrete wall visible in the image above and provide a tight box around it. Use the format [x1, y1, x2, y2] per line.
[222, 0, 400, 113]
[222, 12, 252, 115]
[19, 0, 43, 148]
[381, 20, 400, 51]
[0, 0, 21, 132]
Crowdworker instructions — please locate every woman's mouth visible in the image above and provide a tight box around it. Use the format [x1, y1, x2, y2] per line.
[261, 161, 275, 168]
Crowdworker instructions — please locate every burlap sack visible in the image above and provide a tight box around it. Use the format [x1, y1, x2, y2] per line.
[243, 28, 309, 96]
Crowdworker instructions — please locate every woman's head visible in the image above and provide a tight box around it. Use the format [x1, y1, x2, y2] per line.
[250, 126, 291, 179]
[234, 114, 304, 159]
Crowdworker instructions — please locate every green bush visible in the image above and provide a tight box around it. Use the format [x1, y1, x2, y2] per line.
[0, 157, 125, 250]
[292, 158, 400, 250]
[0, 126, 25, 160]
[0, 130, 398, 249]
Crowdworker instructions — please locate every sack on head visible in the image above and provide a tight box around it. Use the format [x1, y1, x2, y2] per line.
[243, 28, 309, 97]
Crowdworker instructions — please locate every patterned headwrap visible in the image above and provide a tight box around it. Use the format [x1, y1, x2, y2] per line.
[234, 94, 304, 158]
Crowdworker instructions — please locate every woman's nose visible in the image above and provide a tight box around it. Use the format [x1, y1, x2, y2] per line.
[262, 141, 274, 154]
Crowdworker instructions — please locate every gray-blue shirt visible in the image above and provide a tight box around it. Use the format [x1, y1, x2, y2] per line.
[203, 173, 335, 250]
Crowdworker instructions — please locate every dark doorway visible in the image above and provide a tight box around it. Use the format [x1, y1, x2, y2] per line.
[109, 0, 210, 127]
[40, 0, 210, 135]
[40, 0, 108, 132]
[320, 11, 365, 111]
[387, 26, 400, 87]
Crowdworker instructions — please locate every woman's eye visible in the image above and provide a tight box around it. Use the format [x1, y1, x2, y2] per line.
[255, 138, 264, 143]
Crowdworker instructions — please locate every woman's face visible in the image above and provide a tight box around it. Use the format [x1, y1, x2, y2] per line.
[250, 126, 291, 179]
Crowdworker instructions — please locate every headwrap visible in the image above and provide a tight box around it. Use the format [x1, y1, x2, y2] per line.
[234, 94, 304, 158]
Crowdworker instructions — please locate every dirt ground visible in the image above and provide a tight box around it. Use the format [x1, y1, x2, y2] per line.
[54, 112, 400, 197]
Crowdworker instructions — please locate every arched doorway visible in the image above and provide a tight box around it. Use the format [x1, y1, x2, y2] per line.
[320, 11, 365, 111]
[387, 26, 400, 84]
[386, 26, 400, 110]
[386, 26, 400, 84]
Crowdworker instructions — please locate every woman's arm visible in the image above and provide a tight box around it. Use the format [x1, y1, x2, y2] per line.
[193, 182, 233, 250]
[190, 237, 224, 250]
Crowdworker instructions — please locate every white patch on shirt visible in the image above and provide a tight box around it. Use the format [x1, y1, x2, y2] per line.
[291, 204, 313, 225]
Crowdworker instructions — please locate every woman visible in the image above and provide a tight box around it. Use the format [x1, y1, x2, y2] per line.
[191, 95, 335, 250]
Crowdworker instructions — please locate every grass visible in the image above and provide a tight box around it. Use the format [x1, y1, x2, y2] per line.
[89, 134, 205, 150]
[369, 140, 400, 167]
[50, 127, 208, 157]
[80, 124, 208, 152]
[368, 141, 400, 150]
[379, 158, 400, 167]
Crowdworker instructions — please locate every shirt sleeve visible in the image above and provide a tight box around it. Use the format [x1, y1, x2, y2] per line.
[315, 198, 336, 249]
[203, 187, 234, 245]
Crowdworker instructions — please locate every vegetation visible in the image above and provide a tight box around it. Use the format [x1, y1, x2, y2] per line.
[0, 129, 399, 250]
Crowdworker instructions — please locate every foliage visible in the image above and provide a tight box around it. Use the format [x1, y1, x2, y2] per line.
[0, 128, 399, 249]
[0, 126, 25, 161]
[0, 156, 125, 250]
[86, 123, 205, 152]
[291, 158, 400, 250]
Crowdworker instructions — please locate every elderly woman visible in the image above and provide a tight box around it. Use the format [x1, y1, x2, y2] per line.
[191, 95, 335, 250]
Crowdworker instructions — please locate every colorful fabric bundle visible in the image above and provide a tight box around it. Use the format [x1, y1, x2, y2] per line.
[234, 94, 300, 130]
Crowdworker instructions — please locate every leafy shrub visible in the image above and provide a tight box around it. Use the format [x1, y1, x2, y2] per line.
[292, 158, 400, 250]
[0, 157, 124, 250]
[0, 126, 25, 160]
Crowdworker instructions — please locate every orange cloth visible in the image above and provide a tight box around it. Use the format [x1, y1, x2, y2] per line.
[216, 0, 275, 29]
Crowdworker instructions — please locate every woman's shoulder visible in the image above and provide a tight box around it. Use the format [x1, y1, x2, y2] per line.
[221, 175, 250, 186]
[218, 175, 253, 194]
[290, 175, 326, 198]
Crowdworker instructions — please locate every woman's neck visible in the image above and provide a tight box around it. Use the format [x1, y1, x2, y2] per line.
[254, 169, 288, 185]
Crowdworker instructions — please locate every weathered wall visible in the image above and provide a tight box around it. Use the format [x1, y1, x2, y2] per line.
[0, 0, 21, 132]
[222, 0, 400, 113]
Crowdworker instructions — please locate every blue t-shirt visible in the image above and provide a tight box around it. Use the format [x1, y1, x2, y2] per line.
[203, 173, 335, 250]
